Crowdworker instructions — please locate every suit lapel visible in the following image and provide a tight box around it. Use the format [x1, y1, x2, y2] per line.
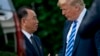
[72, 11, 88, 54]
[72, 34, 80, 54]
[24, 35, 35, 52]
[63, 21, 72, 55]
[33, 35, 43, 56]
[23, 34, 40, 56]
[64, 21, 72, 42]
[31, 36, 40, 56]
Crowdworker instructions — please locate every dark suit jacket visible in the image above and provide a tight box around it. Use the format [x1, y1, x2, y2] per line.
[23, 33, 43, 56]
[81, 0, 100, 33]
[58, 10, 100, 56]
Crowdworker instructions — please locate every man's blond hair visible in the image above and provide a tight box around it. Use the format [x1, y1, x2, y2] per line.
[57, 0, 66, 7]
[57, 0, 85, 7]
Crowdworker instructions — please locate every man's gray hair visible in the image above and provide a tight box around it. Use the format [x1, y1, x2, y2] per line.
[57, 0, 85, 7]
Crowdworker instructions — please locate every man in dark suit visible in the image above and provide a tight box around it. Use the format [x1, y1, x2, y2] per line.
[57, 0, 100, 56]
[17, 7, 43, 56]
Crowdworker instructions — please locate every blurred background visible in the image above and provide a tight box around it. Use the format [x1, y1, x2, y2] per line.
[0, 0, 93, 56]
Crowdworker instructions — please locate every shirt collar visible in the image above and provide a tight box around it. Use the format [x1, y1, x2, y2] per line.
[22, 29, 33, 39]
[76, 8, 87, 23]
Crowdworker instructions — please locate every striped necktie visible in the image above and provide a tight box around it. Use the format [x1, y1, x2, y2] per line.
[65, 21, 77, 56]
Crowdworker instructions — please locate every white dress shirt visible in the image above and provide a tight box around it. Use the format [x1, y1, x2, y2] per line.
[67, 8, 87, 43]
[22, 30, 33, 43]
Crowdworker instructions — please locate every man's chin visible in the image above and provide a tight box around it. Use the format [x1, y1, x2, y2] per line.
[33, 29, 38, 32]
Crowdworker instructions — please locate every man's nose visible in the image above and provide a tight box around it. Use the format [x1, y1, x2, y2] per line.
[36, 19, 39, 24]
[62, 10, 65, 15]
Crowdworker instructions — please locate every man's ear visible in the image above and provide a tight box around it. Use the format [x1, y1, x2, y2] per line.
[21, 17, 26, 24]
[74, 4, 80, 10]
